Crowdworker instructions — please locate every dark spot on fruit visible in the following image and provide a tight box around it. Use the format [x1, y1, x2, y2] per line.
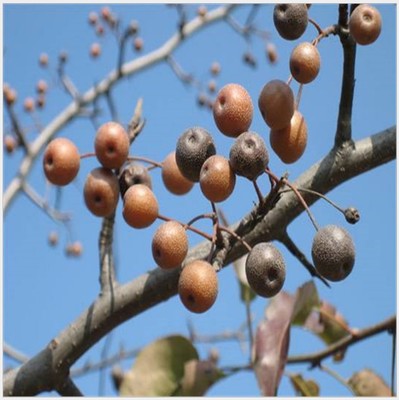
[267, 267, 278, 282]
[46, 156, 53, 166]
[219, 95, 226, 106]
[95, 195, 102, 203]
[187, 294, 196, 304]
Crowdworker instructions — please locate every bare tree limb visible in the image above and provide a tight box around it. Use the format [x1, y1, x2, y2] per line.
[3, 4, 238, 214]
[3, 126, 395, 396]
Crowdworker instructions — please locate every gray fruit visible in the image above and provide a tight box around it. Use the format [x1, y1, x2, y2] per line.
[229, 131, 269, 181]
[273, 4, 308, 41]
[312, 225, 355, 282]
[245, 242, 286, 298]
[175, 127, 216, 182]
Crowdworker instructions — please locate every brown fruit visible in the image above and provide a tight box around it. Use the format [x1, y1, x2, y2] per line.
[270, 110, 308, 164]
[43, 137, 80, 186]
[65, 241, 83, 257]
[4, 87, 17, 106]
[119, 161, 152, 198]
[24, 97, 35, 112]
[178, 260, 218, 313]
[273, 4, 308, 41]
[36, 80, 48, 94]
[289, 42, 321, 84]
[152, 220, 188, 269]
[213, 83, 253, 138]
[4, 135, 17, 154]
[39, 53, 49, 67]
[210, 62, 221, 76]
[349, 4, 382, 45]
[161, 151, 194, 195]
[197, 5, 207, 18]
[258, 80, 295, 130]
[122, 184, 159, 229]
[84, 167, 119, 217]
[133, 37, 144, 52]
[95, 121, 130, 169]
[266, 42, 278, 64]
[48, 231, 59, 247]
[199, 155, 236, 202]
[88, 11, 98, 25]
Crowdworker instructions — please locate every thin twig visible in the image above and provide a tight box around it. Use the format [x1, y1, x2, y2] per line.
[319, 363, 355, 395]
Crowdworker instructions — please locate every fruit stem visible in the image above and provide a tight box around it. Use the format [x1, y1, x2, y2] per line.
[308, 17, 323, 35]
[186, 213, 216, 227]
[80, 152, 96, 159]
[218, 226, 252, 253]
[157, 214, 213, 241]
[252, 180, 264, 205]
[295, 84, 304, 110]
[126, 155, 163, 169]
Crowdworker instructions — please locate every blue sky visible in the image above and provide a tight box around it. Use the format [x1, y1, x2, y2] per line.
[3, 3, 396, 396]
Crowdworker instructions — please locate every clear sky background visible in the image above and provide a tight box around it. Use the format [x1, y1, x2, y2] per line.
[3, 3, 396, 397]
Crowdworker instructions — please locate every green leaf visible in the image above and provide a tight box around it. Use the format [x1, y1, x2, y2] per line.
[289, 373, 320, 396]
[119, 335, 198, 396]
[175, 359, 225, 396]
[291, 281, 320, 326]
[349, 369, 392, 396]
[233, 255, 256, 303]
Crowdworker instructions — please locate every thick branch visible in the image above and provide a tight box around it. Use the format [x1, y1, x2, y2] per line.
[3, 4, 237, 214]
[3, 126, 395, 396]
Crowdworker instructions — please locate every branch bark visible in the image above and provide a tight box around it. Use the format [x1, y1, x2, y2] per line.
[3, 125, 395, 396]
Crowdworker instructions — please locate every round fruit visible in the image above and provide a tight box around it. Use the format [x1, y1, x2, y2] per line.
[95, 121, 130, 170]
[229, 131, 269, 181]
[311, 225, 355, 282]
[152, 221, 188, 269]
[349, 4, 382, 45]
[213, 83, 253, 138]
[90, 42, 101, 58]
[199, 155, 236, 203]
[122, 184, 159, 229]
[161, 152, 194, 195]
[270, 110, 307, 164]
[245, 242, 286, 298]
[258, 80, 295, 130]
[178, 260, 218, 313]
[4, 135, 17, 154]
[119, 161, 152, 198]
[273, 4, 308, 40]
[175, 127, 216, 182]
[84, 167, 119, 217]
[36, 80, 48, 94]
[43, 137, 80, 186]
[289, 42, 321, 84]
[24, 97, 35, 112]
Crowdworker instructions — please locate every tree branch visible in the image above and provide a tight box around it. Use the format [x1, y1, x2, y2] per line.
[3, 126, 395, 396]
[3, 4, 238, 214]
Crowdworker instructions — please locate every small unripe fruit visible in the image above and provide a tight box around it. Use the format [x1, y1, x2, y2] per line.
[152, 221, 188, 269]
[23, 97, 35, 112]
[48, 231, 59, 247]
[119, 161, 152, 198]
[43, 137, 80, 186]
[213, 83, 253, 138]
[65, 241, 83, 257]
[95, 121, 130, 169]
[175, 127, 216, 182]
[273, 4, 308, 41]
[161, 151, 194, 195]
[245, 242, 286, 298]
[197, 5, 207, 18]
[312, 225, 355, 282]
[88, 11, 98, 25]
[229, 131, 269, 181]
[39, 53, 49, 67]
[210, 62, 221, 76]
[289, 42, 321, 84]
[84, 167, 119, 217]
[133, 37, 144, 52]
[266, 42, 278, 64]
[4, 87, 17, 105]
[122, 184, 159, 229]
[270, 110, 307, 164]
[101, 6, 112, 21]
[90, 42, 102, 58]
[36, 80, 48, 94]
[178, 260, 218, 313]
[258, 80, 295, 130]
[349, 4, 382, 45]
[4, 135, 17, 154]
[199, 155, 236, 203]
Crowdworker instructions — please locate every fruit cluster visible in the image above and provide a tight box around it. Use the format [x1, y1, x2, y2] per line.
[41, 3, 381, 315]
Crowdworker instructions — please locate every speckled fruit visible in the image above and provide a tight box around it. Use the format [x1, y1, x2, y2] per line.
[213, 83, 253, 138]
[270, 110, 307, 164]
[119, 161, 152, 198]
[152, 221, 188, 269]
[290, 42, 321, 84]
[161, 151, 194, 195]
[312, 225, 355, 282]
[84, 167, 119, 217]
[349, 4, 382, 45]
[122, 184, 159, 229]
[95, 121, 130, 169]
[273, 4, 309, 40]
[199, 155, 236, 203]
[245, 242, 286, 298]
[175, 127, 216, 182]
[178, 260, 218, 313]
[43, 137, 80, 186]
[229, 131, 269, 181]
[258, 80, 295, 130]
